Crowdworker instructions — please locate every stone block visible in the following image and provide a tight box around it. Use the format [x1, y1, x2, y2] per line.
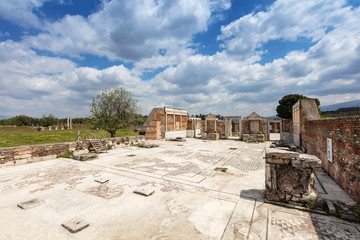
[17, 198, 45, 209]
[143, 144, 159, 148]
[15, 159, 28, 165]
[61, 217, 89, 233]
[95, 178, 109, 184]
[133, 186, 154, 197]
[72, 153, 98, 161]
[326, 200, 336, 214]
[41, 155, 57, 161]
[73, 149, 89, 156]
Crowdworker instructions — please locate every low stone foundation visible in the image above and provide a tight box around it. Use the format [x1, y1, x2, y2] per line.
[243, 133, 265, 142]
[265, 148, 321, 203]
[0, 135, 145, 167]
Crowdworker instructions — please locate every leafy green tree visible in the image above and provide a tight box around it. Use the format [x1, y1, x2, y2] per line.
[0, 115, 35, 126]
[39, 114, 58, 127]
[90, 88, 140, 137]
[276, 94, 320, 118]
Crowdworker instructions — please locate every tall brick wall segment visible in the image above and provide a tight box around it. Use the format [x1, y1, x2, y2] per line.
[301, 116, 360, 201]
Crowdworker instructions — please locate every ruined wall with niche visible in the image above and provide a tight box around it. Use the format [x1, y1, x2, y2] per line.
[301, 116, 360, 201]
[241, 112, 269, 141]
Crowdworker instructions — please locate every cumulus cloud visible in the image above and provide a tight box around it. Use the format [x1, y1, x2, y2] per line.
[0, 41, 75, 98]
[143, 0, 360, 115]
[0, 0, 359, 118]
[0, 41, 158, 116]
[22, 0, 230, 61]
[218, 0, 351, 57]
[0, 0, 50, 29]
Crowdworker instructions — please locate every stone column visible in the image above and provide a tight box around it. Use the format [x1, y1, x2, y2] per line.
[224, 119, 229, 139]
[165, 113, 168, 131]
[173, 114, 175, 131]
[239, 118, 243, 140]
[180, 114, 182, 131]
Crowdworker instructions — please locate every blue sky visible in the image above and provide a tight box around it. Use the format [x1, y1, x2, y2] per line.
[0, 0, 359, 118]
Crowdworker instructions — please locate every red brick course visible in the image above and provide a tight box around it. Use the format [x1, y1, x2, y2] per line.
[301, 117, 360, 201]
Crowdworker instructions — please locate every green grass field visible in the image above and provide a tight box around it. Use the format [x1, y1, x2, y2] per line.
[0, 124, 138, 148]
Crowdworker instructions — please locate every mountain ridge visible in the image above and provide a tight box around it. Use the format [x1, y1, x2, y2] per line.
[320, 100, 360, 112]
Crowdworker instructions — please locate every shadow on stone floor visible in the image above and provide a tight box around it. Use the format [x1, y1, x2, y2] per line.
[240, 188, 265, 200]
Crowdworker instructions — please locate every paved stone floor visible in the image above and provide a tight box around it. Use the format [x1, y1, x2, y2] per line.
[0, 139, 359, 239]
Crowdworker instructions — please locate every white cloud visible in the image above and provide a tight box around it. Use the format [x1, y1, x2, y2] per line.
[22, 0, 230, 61]
[0, 0, 50, 29]
[218, 0, 351, 57]
[0, 41, 76, 98]
[0, 0, 359, 118]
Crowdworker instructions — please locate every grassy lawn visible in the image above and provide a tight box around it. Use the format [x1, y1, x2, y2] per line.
[232, 132, 239, 137]
[0, 124, 138, 148]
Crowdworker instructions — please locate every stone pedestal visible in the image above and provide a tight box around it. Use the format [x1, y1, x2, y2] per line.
[265, 148, 321, 203]
[208, 132, 219, 140]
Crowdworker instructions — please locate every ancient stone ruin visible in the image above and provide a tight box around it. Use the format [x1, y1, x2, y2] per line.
[242, 112, 269, 142]
[140, 107, 201, 140]
[265, 148, 322, 203]
[202, 113, 220, 140]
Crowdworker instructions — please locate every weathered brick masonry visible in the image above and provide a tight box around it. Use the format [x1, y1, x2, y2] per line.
[301, 117, 360, 201]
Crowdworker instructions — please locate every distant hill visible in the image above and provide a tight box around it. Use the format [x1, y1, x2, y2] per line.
[265, 116, 280, 120]
[0, 115, 11, 120]
[321, 100, 360, 111]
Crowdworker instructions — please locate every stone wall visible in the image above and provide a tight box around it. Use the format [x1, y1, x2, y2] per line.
[140, 108, 164, 139]
[301, 116, 360, 201]
[0, 136, 144, 167]
[232, 122, 240, 132]
[269, 121, 280, 133]
[217, 121, 226, 139]
[280, 119, 293, 143]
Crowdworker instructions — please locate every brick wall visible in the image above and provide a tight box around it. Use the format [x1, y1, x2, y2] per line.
[301, 116, 360, 201]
